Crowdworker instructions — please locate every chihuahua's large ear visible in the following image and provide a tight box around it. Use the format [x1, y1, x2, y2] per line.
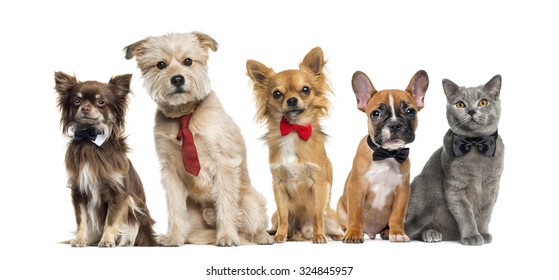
[352, 71, 377, 112]
[194, 32, 218, 52]
[124, 39, 146, 60]
[406, 70, 429, 110]
[484, 74, 502, 98]
[54, 71, 78, 94]
[300, 47, 325, 75]
[109, 74, 132, 96]
[246, 60, 274, 85]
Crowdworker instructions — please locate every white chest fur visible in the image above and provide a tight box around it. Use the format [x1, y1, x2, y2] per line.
[78, 163, 102, 231]
[270, 134, 318, 181]
[365, 159, 402, 209]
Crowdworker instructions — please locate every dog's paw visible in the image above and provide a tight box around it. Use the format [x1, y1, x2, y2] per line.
[70, 239, 87, 247]
[301, 224, 313, 240]
[157, 234, 183, 247]
[389, 233, 410, 242]
[290, 230, 306, 241]
[313, 234, 328, 244]
[273, 234, 287, 243]
[380, 228, 390, 240]
[421, 229, 443, 242]
[255, 232, 274, 245]
[98, 239, 116, 248]
[216, 234, 240, 247]
[329, 234, 343, 241]
[342, 231, 364, 244]
[481, 233, 492, 244]
[202, 207, 217, 227]
[461, 234, 484, 246]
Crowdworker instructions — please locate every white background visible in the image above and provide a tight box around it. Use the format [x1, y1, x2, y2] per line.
[1, 0, 557, 279]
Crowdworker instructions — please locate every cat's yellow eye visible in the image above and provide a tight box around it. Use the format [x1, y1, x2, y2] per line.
[455, 101, 465, 108]
[478, 99, 489, 107]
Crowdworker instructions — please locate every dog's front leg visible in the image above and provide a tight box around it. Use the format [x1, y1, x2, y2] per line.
[213, 164, 241, 246]
[388, 182, 411, 242]
[70, 189, 88, 247]
[99, 193, 130, 247]
[272, 176, 289, 243]
[312, 178, 329, 243]
[342, 182, 365, 243]
[159, 170, 189, 246]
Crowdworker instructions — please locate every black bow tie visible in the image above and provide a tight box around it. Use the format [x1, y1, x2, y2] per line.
[452, 131, 498, 157]
[367, 136, 409, 164]
[73, 127, 101, 142]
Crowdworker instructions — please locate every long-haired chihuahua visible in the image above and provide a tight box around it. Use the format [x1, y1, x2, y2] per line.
[55, 72, 156, 247]
[246, 47, 343, 243]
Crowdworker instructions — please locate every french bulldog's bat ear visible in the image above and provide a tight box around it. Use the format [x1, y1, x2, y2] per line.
[484, 74, 502, 98]
[406, 70, 429, 110]
[300, 47, 325, 76]
[352, 71, 377, 112]
[193, 32, 218, 52]
[54, 71, 78, 94]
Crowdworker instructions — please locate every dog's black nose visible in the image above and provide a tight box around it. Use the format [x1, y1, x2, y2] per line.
[387, 121, 403, 132]
[286, 97, 298, 107]
[171, 75, 185, 87]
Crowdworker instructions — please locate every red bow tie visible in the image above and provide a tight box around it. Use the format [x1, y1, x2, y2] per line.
[280, 116, 312, 141]
[177, 114, 201, 176]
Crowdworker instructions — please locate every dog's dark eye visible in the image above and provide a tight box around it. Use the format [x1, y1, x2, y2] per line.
[405, 108, 416, 117]
[73, 98, 81, 106]
[371, 110, 381, 120]
[156, 61, 167, 70]
[301, 86, 310, 95]
[272, 90, 283, 99]
[184, 58, 193, 67]
[97, 99, 105, 106]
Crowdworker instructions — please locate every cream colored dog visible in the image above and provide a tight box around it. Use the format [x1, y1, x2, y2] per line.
[125, 32, 273, 246]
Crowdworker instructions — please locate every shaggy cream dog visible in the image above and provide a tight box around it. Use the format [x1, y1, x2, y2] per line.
[125, 32, 272, 246]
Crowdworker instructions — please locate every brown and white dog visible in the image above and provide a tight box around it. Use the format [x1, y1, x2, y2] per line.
[125, 32, 273, 246]
[246, 47, 343, 243]
[55, 72, 157, 247]
[337, 70, 428, 243]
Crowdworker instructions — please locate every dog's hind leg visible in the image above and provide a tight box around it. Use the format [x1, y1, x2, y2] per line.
[238, 186, 273, 245]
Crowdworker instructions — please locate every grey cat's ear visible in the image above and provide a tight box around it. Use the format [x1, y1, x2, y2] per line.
[352, 71, 377, 112]
[442, 78, 459, 101]
[484, 75, 502, 98]
[406, 70, 429, 110]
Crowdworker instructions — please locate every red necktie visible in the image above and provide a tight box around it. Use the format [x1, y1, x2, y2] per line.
[279, 116, 312, 141]
[177, 114, 201, 176]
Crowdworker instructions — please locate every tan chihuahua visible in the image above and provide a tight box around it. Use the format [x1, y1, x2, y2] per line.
[337, 70, 428, 243]
[246, 47, 343, 243]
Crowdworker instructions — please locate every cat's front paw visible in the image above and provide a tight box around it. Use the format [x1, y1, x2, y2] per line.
[421, 229, 443, 243]
[481, 233, 492, 244]
[461, 234, 484, 246]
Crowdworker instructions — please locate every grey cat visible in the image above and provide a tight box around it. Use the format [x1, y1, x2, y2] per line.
[404, 75, 504, 245]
